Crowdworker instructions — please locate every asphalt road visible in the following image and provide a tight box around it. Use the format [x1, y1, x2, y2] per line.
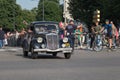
[0, 47, 120, 80]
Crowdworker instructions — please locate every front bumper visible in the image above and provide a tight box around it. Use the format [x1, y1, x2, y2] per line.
[33, 48, 73, 53]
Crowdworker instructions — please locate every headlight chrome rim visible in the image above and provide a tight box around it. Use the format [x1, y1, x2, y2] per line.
[37, 37, 43, 43]
[63, 37, 68, 43]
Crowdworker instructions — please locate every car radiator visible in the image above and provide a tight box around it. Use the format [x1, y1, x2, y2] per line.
[46, 33, 59, 50]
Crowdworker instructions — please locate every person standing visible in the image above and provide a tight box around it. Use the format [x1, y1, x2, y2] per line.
[19, 28, 26, 47]
[0, 26, 5, 48]
[59, 21, 65, 39]
[65, 20, 80, 51]
[15, 30, 19, 46]
[75, 23, 83, 48]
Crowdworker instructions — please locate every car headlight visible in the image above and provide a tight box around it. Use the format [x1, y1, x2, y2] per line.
[63, 37, 68, 43]
[37, 37, 43, 43]
[62, 44, 66, 48]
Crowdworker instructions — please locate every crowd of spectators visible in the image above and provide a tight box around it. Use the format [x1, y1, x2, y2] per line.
[0, 27, 26, 48]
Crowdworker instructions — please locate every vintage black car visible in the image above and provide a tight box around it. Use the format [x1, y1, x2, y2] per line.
[22, 21, 73, 59]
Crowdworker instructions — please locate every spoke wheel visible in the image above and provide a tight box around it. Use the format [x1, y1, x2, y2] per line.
[93, 41, 103, 52]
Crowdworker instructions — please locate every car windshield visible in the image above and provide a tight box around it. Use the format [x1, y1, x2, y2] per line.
[35, 24, 57, 33]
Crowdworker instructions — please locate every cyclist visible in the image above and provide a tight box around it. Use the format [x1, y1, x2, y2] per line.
[92, 21, 102, 34]
[101, 19, 113, 51]
[90, 22, 102, 50]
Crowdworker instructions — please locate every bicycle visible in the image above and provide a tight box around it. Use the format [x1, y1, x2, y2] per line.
[102, 33, 118, 51]
[93, 33, 103, 52]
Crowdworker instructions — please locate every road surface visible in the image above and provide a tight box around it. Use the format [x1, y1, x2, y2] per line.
[0, 47, 120, 80]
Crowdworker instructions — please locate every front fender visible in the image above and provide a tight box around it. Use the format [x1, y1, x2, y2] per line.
[30, 39, 37, 48]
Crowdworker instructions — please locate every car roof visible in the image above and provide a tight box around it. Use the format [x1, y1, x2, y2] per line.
[30, 21, 58, 26]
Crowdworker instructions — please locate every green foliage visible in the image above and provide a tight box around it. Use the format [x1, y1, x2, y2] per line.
[0, 0, 62, 30]
[36, 0, 62, 21]
[47, 0, 59, 4]
[69, 0, 120, 25]
[0, 0, 37, 30]
[40, 0, 59, 4]
[14, 7, 37, 30]
[98, 0, 120, 23]
[69, 0, 101, 25]
[0, 0, 16, 29]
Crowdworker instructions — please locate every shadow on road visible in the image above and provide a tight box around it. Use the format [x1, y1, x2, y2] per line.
[16, 54, 65, 59]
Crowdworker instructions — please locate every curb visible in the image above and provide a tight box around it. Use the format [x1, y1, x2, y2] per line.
[0, 48, 22, 52]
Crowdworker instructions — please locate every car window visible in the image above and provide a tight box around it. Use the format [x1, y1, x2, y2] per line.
[35, 25, 47, 33]
[47, 25, 56, 31]
[34, 24, 57, 33]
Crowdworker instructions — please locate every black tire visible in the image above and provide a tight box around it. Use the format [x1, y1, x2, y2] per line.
[31, 52, 38, 59]
[31, 47, 38, 59]
[52, 53, 57, 57]
[64, 53, 71, 59]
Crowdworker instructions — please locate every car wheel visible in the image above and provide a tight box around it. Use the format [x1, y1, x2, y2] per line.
[52, 53, 57, 57]
[93, 41, 103, 52]
[23, 49, 28, 57]
[31, 52, 38, 59]
[31, 48, 38, 59]
[64, 53, 71, 59]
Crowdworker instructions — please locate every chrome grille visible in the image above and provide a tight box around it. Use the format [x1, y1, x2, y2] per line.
[46, 33, 59, 50]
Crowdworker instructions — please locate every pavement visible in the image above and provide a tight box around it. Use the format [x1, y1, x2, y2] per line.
[0, 47, 22, 52]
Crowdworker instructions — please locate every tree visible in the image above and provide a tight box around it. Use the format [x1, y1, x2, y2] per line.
[60, 4, 64, 21]
[0, 0, 15, 29]
[0, 0, 37, 30]
[0, 0, 62, 30]
[36, 0, 62, 21]
[98, 0, 120, 23]
[69, 0, 101, 25]
[69, 0, 120, 25]
[15, 9, 36, 30]
[40, 0, 59, 4]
